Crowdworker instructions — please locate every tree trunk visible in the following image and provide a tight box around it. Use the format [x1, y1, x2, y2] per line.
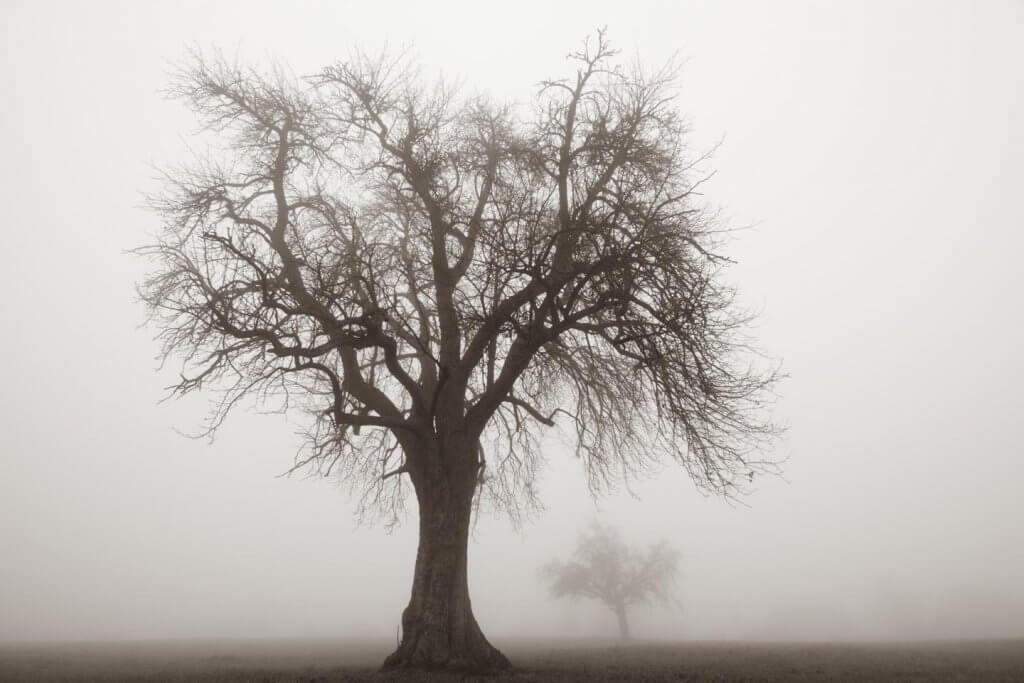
[382, 449, 510, 672]
[614, 602, 631, 641]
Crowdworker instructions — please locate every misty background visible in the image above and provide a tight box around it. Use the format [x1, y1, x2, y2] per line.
[1, 0, 1021, 643]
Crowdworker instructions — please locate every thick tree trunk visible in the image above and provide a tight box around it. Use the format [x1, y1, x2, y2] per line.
[382, 449, 509, 672]
[614, 602, 631, 641]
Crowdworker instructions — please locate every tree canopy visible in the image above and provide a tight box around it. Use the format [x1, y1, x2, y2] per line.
[140, 33, 778, 522]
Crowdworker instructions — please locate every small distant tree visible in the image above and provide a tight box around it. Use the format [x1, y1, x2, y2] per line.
[543, 523, 680, 640]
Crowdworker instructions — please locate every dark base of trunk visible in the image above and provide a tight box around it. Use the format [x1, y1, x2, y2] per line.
[381, 618, 510, 672]
[385, 446, 510, 672]
[379, 515, 512, 673]
[381, 644, 510, 673]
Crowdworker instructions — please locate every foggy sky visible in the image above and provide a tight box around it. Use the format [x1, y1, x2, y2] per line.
[1, 0, 1022, 643]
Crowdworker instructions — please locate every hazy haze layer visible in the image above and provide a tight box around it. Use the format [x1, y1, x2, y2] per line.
[1, 0, 1022, 642]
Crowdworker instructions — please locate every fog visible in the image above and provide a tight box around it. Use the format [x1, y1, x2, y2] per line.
[1, 0, 1022, 645]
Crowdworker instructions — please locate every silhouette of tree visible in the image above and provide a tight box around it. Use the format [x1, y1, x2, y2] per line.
[137, 31, 779, 671]
[543, 523, 680, 640]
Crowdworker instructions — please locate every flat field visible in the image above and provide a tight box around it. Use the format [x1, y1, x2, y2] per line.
[1, 638, 1022, 682]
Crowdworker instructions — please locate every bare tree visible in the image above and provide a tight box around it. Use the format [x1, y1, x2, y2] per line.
[543, 523, 680, 640]
[137, 31, 779, 672]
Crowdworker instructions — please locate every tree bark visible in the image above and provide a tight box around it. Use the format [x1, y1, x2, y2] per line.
[382, 444, 510, 672]
[614, 602, 631, 641]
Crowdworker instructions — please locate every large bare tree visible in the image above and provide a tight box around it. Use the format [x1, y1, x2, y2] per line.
[138, 32, 779, 671]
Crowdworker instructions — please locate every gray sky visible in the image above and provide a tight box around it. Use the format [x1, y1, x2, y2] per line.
[1, 0, 1022, 643]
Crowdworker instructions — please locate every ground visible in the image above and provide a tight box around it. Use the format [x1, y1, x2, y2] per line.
[1, 638, 1022, 682]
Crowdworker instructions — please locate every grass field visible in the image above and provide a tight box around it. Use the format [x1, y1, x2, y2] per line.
[1, 638, 1022, 682]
